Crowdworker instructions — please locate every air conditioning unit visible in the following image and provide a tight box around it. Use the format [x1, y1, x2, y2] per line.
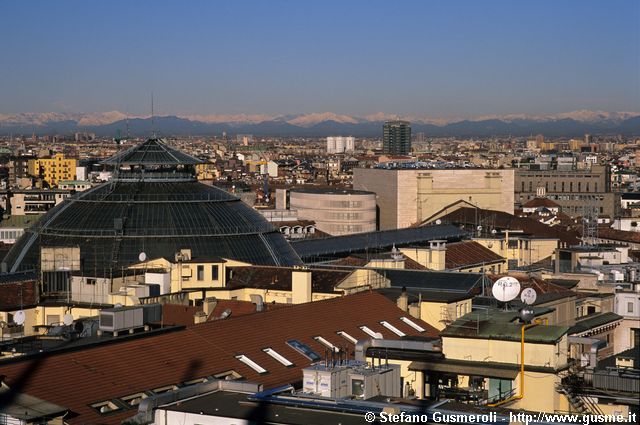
[99, 306, 143, 334]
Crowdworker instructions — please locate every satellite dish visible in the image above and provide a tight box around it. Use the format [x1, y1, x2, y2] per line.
[138, 252, 147, 262]
[477, 225, 483, 231]
[0, 321, 7, 329]
[491, 229, 497, 235]
[74, 321, 84, 333]
[114, 303, 123, 309]
[492, 277, 521, 302]
[14, 310, 26, 326]
[435, 219, 442, 225]
[63, 313, 74, 326]
[520, 288, 538, 305]
[374, 332, 384, 339]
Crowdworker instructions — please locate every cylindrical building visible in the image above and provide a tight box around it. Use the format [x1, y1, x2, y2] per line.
[289, 188, 376, 236]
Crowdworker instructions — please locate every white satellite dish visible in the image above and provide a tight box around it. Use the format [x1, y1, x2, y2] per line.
[63, 313, 74, 326]
[374, 332, 384, 339]
[0, 321, 7, 329]
[14, 310, 26, 326]
[492, 277, 521, 302]
[114, 303, 123, 309]
[435, 219, 442, 225]
[138, 252, 147, 262]
[520, 288, 538, 305]
[491, 229, 497, 235]
[477, 225, 483, 231]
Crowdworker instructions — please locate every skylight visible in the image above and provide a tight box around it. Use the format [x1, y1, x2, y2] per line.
[400, 316, 425, 332]
[263, 348, 293, 367]
[235, 355, 267, 374]
[336, 330, 357, 344]
[286, 339, 321, 361]
[380, 321, 406, 337]
[359, 326, 382, 339]
[314, 336, 338, 352]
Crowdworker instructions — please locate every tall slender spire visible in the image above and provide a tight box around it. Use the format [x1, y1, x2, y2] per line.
[151, 92, 155, 137]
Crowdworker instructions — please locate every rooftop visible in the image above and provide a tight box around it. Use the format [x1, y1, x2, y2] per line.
[290, 187, 375, 195]
[0, 292, 437, 425]
[441, 310, 569, 344]
[444, 241, 505, 269]
[292, 224, 467, 261]
[100, 138, 203, 166]
[569, 312, 623, 335]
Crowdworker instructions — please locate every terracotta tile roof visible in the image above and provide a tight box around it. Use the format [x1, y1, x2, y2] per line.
[226, 266, 350, 293]
[594, 227, 640, 244]
[522, 198, 561, 208]
[487, 274, 576, 304]
[439, 207, 581, 245]
[0, 291, 437, 425]
[330, 256, 370, 268]
[445, 241, 505, 270]
[327, 255, 427, 270]
[208, 299, 291, 319]
[403, 257, 428, 270]
[0, 274, 38, 311]
[161, 301, 292, 327]
[160, 304, 201, 326]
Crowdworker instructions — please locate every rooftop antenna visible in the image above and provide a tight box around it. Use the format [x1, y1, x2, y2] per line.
[151, 92, 155, 138]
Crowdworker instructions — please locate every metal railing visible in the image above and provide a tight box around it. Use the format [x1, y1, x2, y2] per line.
[583, 369, 640, 393]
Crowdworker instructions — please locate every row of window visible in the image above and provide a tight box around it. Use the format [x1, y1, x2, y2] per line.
[195, 265, 219, 281]
[522, 181, 599, 192]
[234, 318, 424, 374]
[0, 230, 23, 240]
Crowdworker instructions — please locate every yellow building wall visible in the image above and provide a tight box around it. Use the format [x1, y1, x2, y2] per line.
[420, 299, 472, 331]
[511, 371, 570, 413]
[442, 336, 567, 369]
[28, 154, 77, 186]
[474, 237, 558, 268]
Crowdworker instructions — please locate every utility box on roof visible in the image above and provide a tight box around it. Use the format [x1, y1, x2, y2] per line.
[303, 364, 349, 398]
[99, 306, 143, 334]
[348, 364, 401, 399]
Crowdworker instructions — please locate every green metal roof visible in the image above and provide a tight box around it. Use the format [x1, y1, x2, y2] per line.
[442, 309, 569, 344]
[569, 312, 623, 335]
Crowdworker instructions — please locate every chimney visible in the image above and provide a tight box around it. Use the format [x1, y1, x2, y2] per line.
[250, 294, 264, 312]
[292, 268, 312, 304]
[193, 311, 207, 325]
[428, 240, 447, 271]
[397, 286, 409, 312]
[202, 297, 217, 317]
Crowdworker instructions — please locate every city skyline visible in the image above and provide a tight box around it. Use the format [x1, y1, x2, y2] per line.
[1, 0, 638, 117]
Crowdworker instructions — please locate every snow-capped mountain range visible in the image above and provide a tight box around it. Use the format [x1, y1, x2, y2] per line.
[0, 110, 638, 137]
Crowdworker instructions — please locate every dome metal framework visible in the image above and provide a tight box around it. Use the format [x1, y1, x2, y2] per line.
[3, 139, 301, 274]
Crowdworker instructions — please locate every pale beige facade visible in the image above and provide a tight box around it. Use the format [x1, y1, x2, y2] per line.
[353, 168, 514, 230]
[289, 189, 377, 236]
[473, 235, 559, 268]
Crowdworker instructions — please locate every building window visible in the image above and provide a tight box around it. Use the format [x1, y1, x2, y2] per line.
[212, 265, 219, 280]
[629, 302, 634, 314]
[562, 182, 565, 192]
[570, 182, 573, 192]
[197, 265, 204, 281]
[86, 278, 96, 285]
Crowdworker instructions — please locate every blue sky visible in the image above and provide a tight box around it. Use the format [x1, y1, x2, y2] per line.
[1, 0, 638, 118]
